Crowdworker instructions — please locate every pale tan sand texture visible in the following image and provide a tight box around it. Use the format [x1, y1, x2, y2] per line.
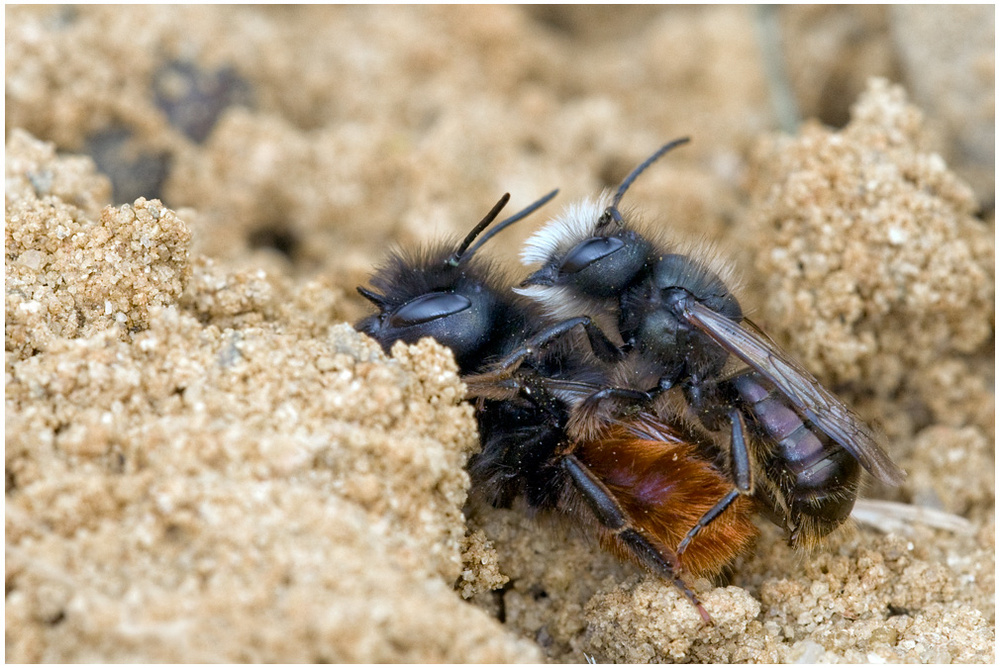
[6, 5, 993, 663]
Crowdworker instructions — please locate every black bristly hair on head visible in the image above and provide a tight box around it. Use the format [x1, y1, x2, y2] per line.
[355, 164, 764, 623]
[357, 191, 562, 312]
[600, 137, 691, 228]
[355, 189, 565, 373]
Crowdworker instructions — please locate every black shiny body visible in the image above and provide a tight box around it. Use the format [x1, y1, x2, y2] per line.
[517, 139, 903, 547]
[355, 247, 530, 371]
[468, 354, 593, 511]
[356, 193, 724, 618]
[725, 370, 862, 541]
[620, 254, 866, 543]
[353, 205, 573, 512]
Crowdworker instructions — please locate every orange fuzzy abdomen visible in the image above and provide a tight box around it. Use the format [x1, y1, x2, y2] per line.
[575, 426, 758, 578]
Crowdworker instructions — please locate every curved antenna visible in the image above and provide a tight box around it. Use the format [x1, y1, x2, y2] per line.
[465, 189, 559, 258]
[603, 137, 691, 225]
[446, 193, 511, 267]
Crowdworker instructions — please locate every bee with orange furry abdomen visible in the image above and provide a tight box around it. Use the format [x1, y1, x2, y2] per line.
[515, 138, 905, 551]
[358, 190, 756, 622]
[573, 420, 758, 582]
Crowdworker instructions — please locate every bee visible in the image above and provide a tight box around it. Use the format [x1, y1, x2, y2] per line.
[356, 192, 757, 622]
[514, 138, 906, 551]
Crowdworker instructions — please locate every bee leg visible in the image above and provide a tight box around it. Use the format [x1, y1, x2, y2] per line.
[676, 409, 754, 560]
[570, 386, 660, 438]
[466, 317, 621, 400]
[727, 408, 754, 493]
[463, 370, 568, 428]
[463, 371, 528, 402]
[562, 454, 711, 623]
[581, 386, 660, 412]
[492, 316, 623, 374]
[676, 489, 740, 560]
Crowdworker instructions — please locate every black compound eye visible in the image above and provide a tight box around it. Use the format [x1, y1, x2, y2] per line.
[389, 292, 472, 328]
[559, 236, 625, 274]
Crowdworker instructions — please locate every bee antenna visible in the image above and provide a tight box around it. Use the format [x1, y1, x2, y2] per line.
[465, 189, 559, 257]
[447, 193, 511, 267]
[602, 137, 691, 227]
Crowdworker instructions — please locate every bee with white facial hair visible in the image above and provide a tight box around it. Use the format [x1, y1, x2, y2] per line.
[357, 190, 758, 622]
[514, 138, 905, 552]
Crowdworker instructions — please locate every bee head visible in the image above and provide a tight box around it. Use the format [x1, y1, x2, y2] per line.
[522, 226, 652, 299]
[357, 191, 557, 370]
[519, 138, 691, 300]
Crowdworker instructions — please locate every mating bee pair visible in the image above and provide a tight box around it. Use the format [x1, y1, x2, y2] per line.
[356, 138, 904, 621]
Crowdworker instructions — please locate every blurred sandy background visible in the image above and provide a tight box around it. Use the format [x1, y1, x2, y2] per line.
[6, 5, 994, 662]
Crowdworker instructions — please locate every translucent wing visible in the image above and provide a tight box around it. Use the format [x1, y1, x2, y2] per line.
[681, 300, 906, 485]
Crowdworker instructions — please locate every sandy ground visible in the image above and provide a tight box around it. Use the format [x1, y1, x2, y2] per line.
[5, 5, 994, 663]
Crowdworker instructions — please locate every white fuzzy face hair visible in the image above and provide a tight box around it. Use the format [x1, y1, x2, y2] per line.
[514, 190, 743, 333]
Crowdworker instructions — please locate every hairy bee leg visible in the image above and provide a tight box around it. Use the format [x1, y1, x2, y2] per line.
[677, 409, 755, 562]
[569, 386, 662, 439]
[462, 372, 526, 402]
[580, 386, 661, 412]
[465, 317, 622, 402]
[676, 489, 740, 560]
[562, 454, 711, 623]
[465, 367, 579, 431]
[492, 316, 623, 374]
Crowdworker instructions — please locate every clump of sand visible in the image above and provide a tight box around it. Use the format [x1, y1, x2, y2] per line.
[6, 131, 542, 662]
[746, 79, 994, 526]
